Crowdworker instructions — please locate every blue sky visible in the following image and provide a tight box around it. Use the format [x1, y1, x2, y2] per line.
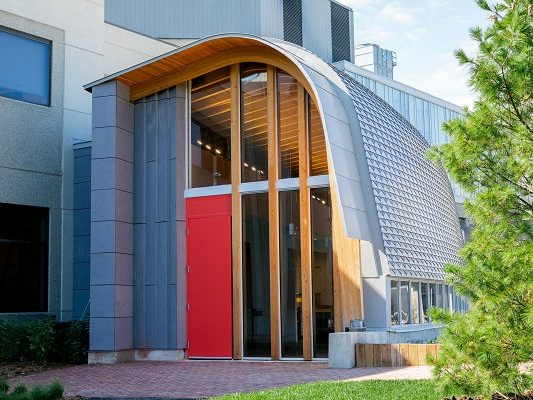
[338, 0, 489, 107]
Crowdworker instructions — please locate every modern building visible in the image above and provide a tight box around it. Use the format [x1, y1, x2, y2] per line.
[354, 43, 397, 79]
[0, 1, 174, 319]
[82, 33, 464, 362]
[105, 0, 355, 64]
[0, 0, 469, 364]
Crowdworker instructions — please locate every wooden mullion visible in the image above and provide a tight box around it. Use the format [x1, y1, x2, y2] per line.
[230, 63, 243, 360]
[298, 87, 312, 361]
[267, 65, 280, 360]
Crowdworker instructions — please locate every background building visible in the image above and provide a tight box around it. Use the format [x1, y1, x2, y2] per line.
[0, 1, 174, 320]
[105, 0, 355, 64]
[354, 43, 397, 79]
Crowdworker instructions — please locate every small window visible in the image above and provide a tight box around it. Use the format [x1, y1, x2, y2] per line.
[0, 203, 49, 312]
[390, 280, 399, 326]
[400, 280, 410, 324]
[0, 27, 51, 106]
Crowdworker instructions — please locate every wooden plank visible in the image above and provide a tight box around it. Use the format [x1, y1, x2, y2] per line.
[298, 86, 312, 361]
[330, 175, 364, 330]
[398, 344, 409, 366]
[230, 64, 243, 360]
[391, 343, 400, 367]
[418, 344, 428, 366]
[381, 344, 392, 367]
[427, 343, 439, 363]
[373, 344, 382, 367]
[355, 344, 366, 367]
[267, 65, 280, 360]
[364, 344, 374, 367]
[408, 344, 419, 366]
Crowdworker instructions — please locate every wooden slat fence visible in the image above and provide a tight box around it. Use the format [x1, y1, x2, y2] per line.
[355, 343, 440, 367]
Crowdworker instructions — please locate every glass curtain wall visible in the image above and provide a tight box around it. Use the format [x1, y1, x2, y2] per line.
[310, 188, 334, 358]
[241, 63, 268, 183]
[242, 193, 271, 357]
[279, 190, 302, 357]
[190, 67, 232, 188]
[278, 71, 299, 178]
[308, 97, 328, 176]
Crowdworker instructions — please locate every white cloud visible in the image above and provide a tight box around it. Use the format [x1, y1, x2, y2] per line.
[378, 2, 423, 25]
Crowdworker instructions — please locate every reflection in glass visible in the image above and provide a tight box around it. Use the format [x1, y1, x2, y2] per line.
[241, 63, 268, 182]
[421, 283, 429, 323]
[436, 284, 443, 308]
[430, 283, 437, 309]
[391, 280, 399, 326]
[190, 67, 231, 188]
[410, 282, 420, 324]
[310, 188, 334, 358]
[308, 96, 329, 176]
[400, 281, 410, 324]
[443, 285, 449, 311]
[279, 190, 302, 357]
[277, 71, 300, 178]
[242, 193, 271, 357]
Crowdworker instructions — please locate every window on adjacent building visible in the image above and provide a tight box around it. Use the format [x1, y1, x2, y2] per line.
[0, 27, 51, 106]
[0, 203, 49, 312]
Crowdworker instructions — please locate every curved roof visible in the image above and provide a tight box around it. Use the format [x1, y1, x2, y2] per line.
[86, 33, 463, 280]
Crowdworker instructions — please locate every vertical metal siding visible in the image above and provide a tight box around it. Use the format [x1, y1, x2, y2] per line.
[302, 0, 332, 62]
[105, 0, 262, 38]
[283, 0, 303, 46]
[330, 1, 351, 62]
[260, 0, 284, 39]
[133, 87, 187, 350]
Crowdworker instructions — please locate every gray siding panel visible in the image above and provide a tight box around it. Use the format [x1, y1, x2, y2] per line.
[133, 86, 186, 350]
[330, 1, 351, 62]
[302, 0, 332, 62]
[73, 145, 92, 320]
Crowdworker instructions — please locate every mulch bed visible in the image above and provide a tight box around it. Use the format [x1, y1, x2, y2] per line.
[0, 362, 72, 380]
[444, 391, 533, 400]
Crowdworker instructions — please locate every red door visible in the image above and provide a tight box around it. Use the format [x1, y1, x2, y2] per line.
[186, 195, 232, 358]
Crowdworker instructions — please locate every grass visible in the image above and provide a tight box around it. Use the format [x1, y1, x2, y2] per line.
[214, 379, 455, 400]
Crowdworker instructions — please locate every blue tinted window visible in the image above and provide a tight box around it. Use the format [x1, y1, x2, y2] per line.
[0, 28, 51, 106]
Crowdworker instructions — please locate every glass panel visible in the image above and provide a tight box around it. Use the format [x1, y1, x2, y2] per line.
[391, 280, 399, 326]
[278, 71, 299, 179]
[241, 63, 268, 182]
[443, 285, 449, 311]
[421, 282, 429, 323]
[410, 282, 420, 324]
[400, 281, 410, 324]
[242, 193, 271, 357]
[436, 284, 443, 308]
[279, 190, 302, 357]
[0, 203, 48, 312]
[309, 96, 329, 176]
[190, 67, 232, 188]
[430, 283, 437, 309]
[0, 28, 50, 106]
[310, 188, 334, 358]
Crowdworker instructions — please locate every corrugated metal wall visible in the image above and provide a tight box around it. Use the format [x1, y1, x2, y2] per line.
[106, 0, 262, 38]
[330, 1, 351, 62]
[302, 0, 333, 62]
[260, 0, 284, 39]
[133, 85, 187, 350]
[283, 0, 302, 46]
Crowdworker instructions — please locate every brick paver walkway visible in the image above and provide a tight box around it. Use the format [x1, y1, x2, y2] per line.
[10, 361, 432, 399]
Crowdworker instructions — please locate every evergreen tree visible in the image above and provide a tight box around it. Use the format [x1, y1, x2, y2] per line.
[429, 0, 533, 395]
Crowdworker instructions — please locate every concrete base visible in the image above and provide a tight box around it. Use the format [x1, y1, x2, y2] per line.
[328, 326, 442, 369]
[328, 333, 355, 369]
[135, 349, 186, 361]
[88, 350, 135, 364]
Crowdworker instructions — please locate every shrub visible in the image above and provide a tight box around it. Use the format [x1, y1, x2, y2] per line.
[0, 379, 63, 400]
[0, 318, 89, 364]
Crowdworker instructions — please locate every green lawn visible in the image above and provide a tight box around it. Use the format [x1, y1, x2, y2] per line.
[214, 380, 456, 400]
